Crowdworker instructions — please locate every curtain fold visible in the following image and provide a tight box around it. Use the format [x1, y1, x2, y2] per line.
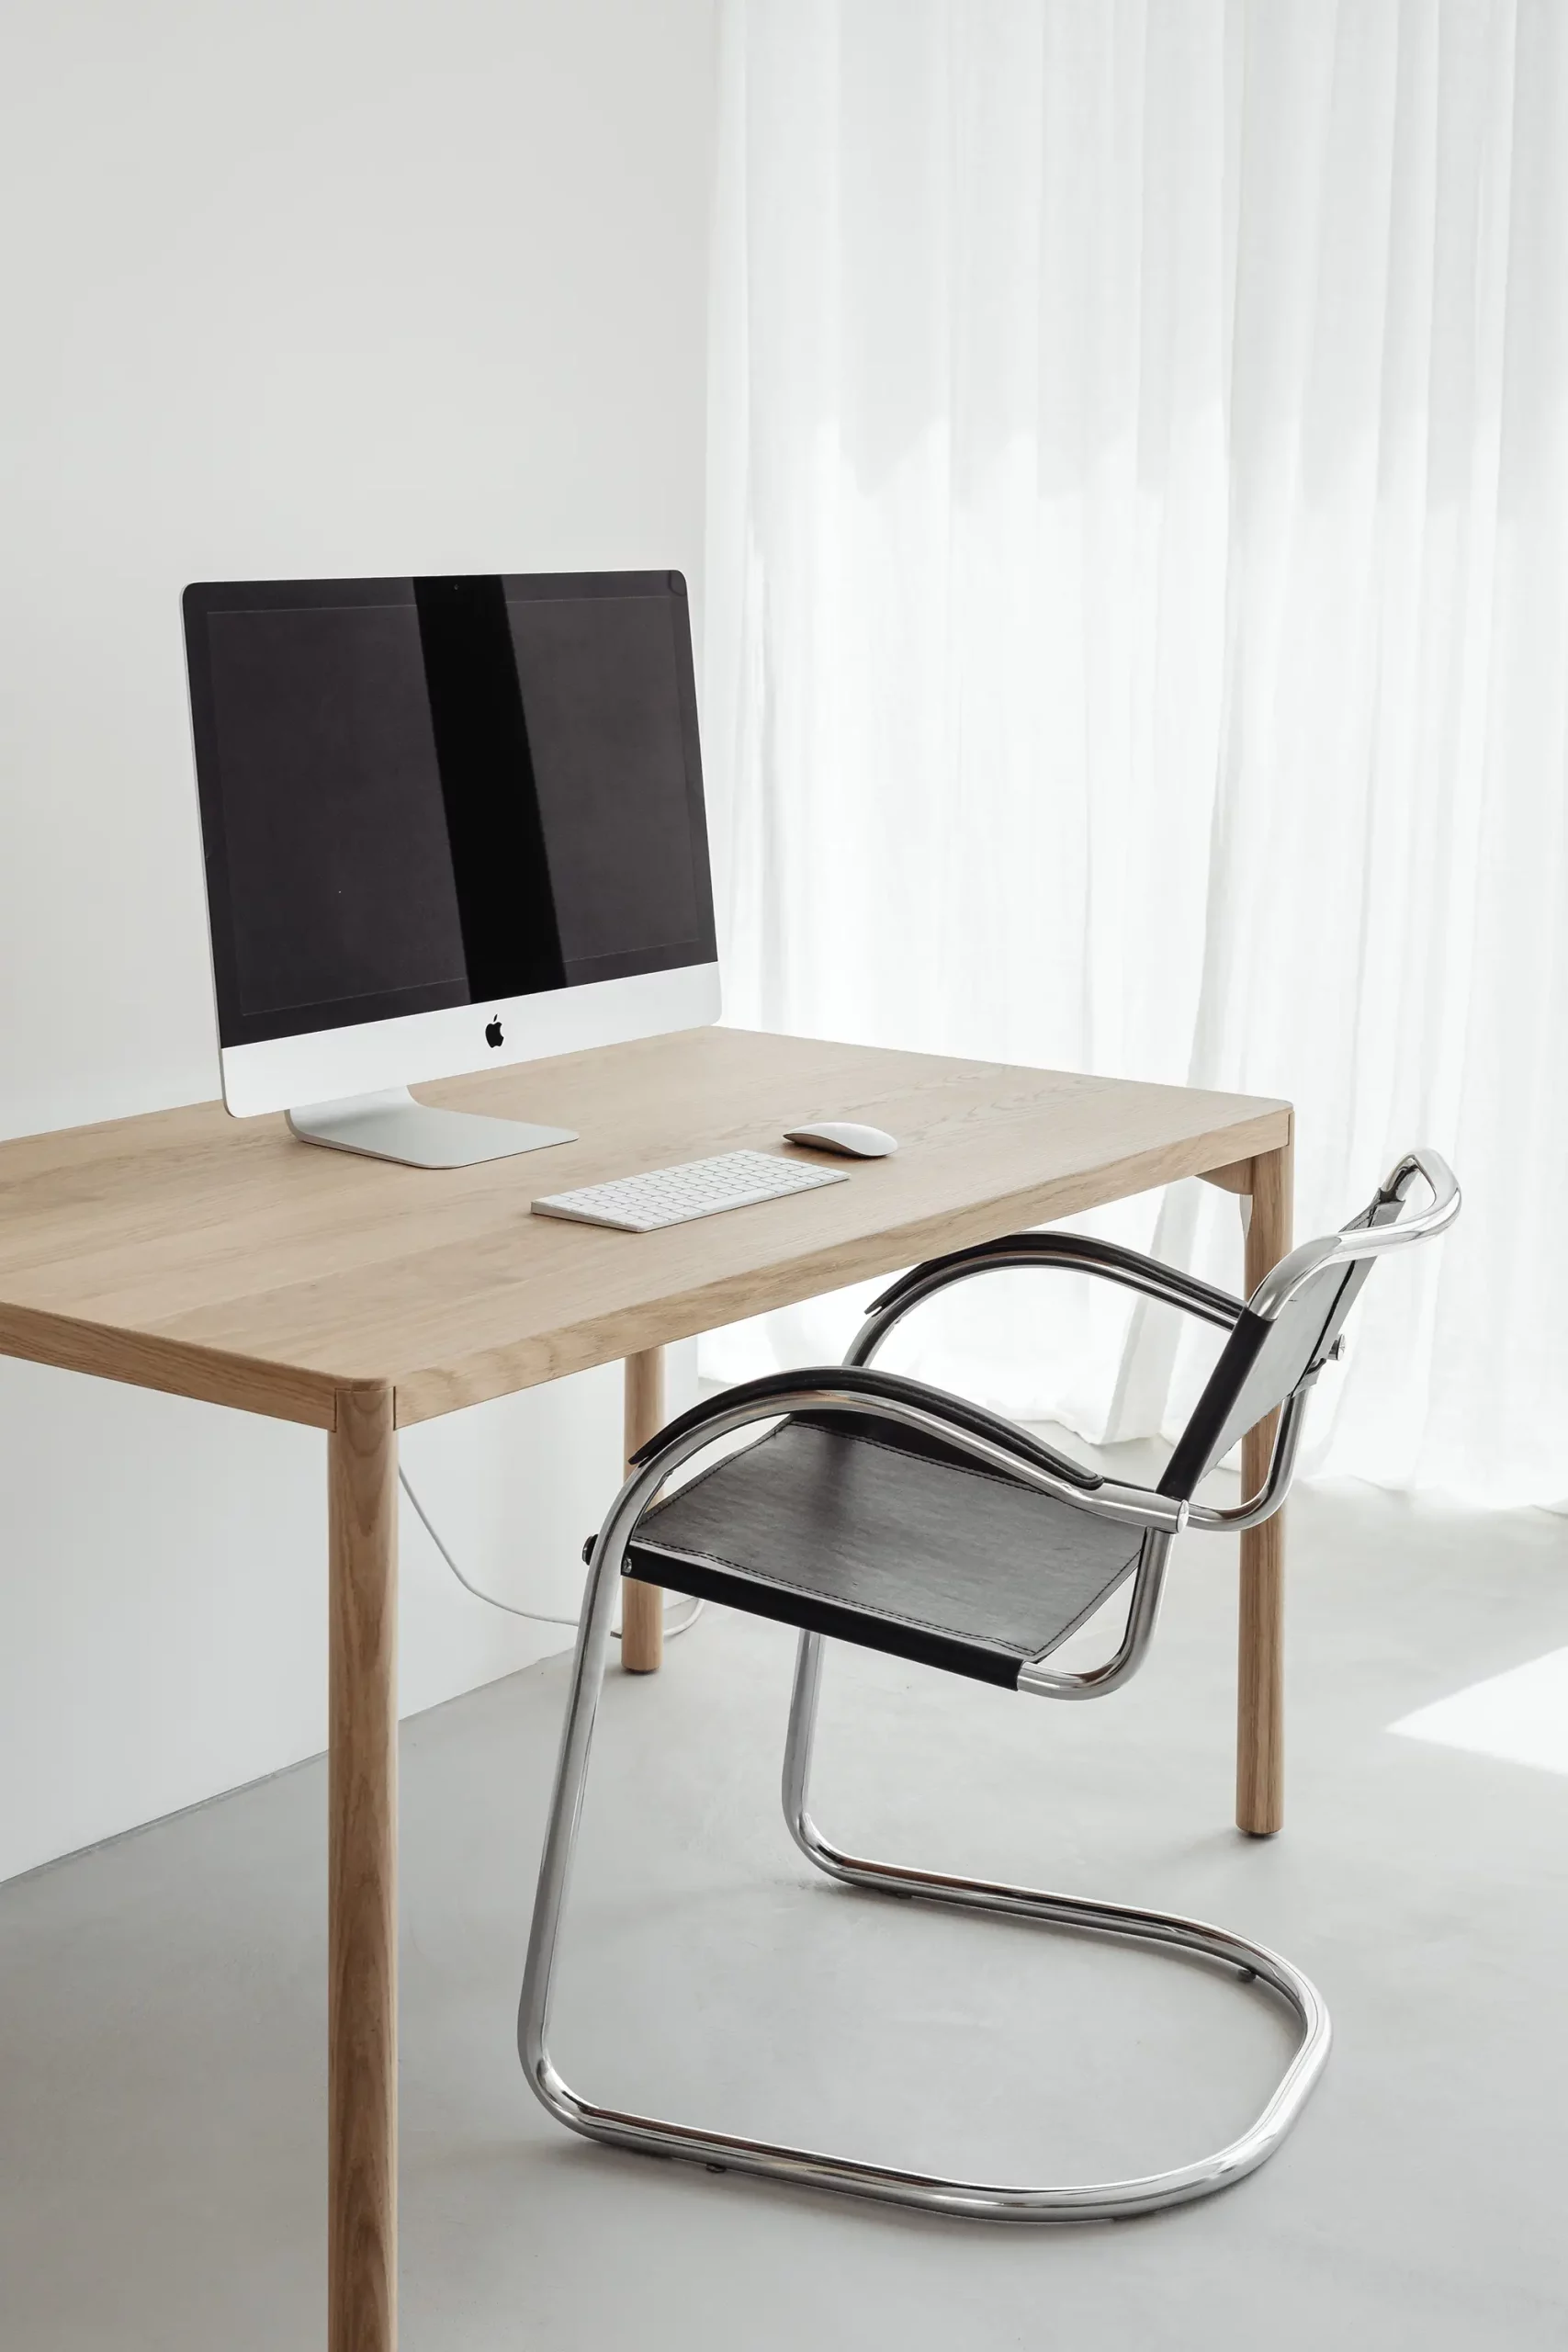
[703, 0, 1568, 1509]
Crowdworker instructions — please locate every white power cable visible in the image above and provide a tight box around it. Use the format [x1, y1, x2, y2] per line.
[398, 1466, 703, 1642]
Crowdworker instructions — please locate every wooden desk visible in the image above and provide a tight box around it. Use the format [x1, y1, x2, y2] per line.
[0, 1025, 1291, 2351]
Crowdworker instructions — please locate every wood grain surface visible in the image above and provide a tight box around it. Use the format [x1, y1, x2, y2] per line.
[619, 1348, 668, 1672]
[1235, 1143, 1293, 1837]
[0, 1027, 1290, 1429]
[328, 1384, 399, 2352]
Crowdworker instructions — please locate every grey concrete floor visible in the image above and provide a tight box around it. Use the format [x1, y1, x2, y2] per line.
[3, 1476, 1567, 2349]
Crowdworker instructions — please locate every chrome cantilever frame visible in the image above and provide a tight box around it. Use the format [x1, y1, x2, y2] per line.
[517, 1151, 1458, 2217]
[774, 1628, 1329, 2216]
[1249, 1148, 1461, 1319]
[518, 1373, 1330, 2222]
[1182, 1382, 1314, 1534]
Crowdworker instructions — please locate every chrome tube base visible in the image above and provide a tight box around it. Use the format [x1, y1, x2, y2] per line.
[518, 1524, 1331, 2223]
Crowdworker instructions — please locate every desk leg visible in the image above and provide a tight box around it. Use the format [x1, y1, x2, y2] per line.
[620, 1348, 666, 1673]
[329, 1383, 399, 2352]
[1237, 1143, 1292, 1838]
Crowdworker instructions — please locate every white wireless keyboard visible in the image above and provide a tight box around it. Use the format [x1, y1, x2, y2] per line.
[531, 1148, 849, 1233]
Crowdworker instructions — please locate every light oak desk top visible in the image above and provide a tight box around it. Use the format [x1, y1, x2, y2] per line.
[0, 1023, 1287, 1430]
[0, 1025, 1292, 2352]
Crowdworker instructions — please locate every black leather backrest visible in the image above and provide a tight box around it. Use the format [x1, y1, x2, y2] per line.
[1158, 1183, 1407, 1499]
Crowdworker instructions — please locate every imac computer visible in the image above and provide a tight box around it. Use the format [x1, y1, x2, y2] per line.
[182, 571, 720, 1167]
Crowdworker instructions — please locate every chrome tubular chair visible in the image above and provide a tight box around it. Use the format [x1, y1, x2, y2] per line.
[519, 1149, 1460, 2221]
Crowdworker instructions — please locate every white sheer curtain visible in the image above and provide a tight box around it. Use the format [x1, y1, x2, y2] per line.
[702, 0, 1568, 1510]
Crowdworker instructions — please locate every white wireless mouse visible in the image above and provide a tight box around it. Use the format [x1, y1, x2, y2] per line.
[784, 1119, 898, 1159]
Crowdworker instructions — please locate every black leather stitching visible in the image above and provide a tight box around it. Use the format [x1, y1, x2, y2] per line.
[635, 1420, 790, 1529]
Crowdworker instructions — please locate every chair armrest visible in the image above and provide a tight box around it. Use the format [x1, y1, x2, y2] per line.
[633, 1363, 1099, 1485]
[626, 1366, 1185, 1534]
[851, 1233, 1243, 1369]
[1183, 1380, 1314, 1533]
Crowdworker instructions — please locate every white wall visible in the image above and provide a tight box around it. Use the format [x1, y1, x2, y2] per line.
[0, 0, 715, 1882]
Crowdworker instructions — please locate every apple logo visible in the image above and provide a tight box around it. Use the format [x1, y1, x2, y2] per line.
[485, 1015, 504, 1049]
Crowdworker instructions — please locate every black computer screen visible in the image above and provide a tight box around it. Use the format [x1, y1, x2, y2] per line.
[183, 572, 716, 1047]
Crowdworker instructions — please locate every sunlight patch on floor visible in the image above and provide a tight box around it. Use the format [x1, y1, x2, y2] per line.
[1391, 1646, 1568, 1777]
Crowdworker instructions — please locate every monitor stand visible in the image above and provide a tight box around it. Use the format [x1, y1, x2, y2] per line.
[287, 1088, 577, 1170]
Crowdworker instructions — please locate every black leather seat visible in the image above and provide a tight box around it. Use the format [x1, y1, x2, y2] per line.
[626, 1410, 1142, 1687]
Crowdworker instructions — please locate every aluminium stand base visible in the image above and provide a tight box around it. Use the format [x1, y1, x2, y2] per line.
[286, 1086, 577, 1170]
